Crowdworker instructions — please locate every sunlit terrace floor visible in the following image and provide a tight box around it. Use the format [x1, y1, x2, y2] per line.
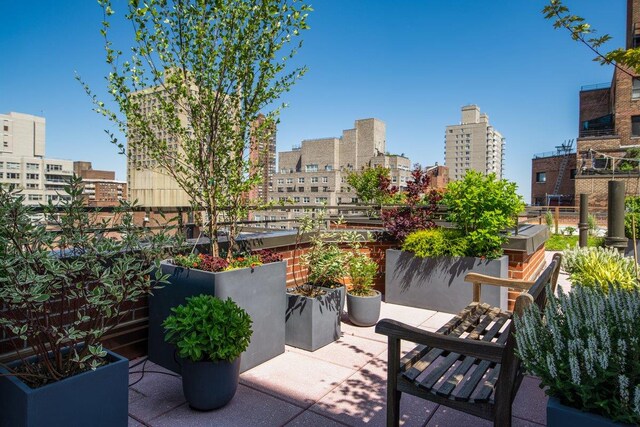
[127, 253, 569, 427]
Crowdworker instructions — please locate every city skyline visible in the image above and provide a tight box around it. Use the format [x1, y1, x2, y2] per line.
[0, 1, 627, 202]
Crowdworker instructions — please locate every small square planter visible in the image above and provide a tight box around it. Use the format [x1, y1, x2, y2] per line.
[0, 349, 128, 427]
[285, 286, 342, 351]
[385, 249, 509, 313]
[547, 397, 630, 426]
[148, 260, 286, 373]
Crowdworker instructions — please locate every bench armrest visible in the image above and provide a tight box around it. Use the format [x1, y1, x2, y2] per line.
[464, 273, 534, 303]
[375, 318, 504, 363]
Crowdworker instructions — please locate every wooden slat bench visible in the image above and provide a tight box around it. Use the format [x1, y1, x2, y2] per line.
[375, 253, 562, 427]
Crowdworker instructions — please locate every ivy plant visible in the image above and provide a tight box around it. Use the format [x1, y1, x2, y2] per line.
[163, 295, 252, 362]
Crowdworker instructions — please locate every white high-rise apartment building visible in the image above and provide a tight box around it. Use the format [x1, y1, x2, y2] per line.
[0, 112, 73, 205]
[444, 105, 505, 181]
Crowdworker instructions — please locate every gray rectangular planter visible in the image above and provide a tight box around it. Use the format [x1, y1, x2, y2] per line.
[285, 287, 342, 352]
[0, 349, 128, 427]
[385, 249, 509, 313]
[149, 260, 286, 373]
[547, 398, 628, 426]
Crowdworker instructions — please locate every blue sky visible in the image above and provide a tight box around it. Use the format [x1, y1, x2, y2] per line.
[0, 1, 627, 202]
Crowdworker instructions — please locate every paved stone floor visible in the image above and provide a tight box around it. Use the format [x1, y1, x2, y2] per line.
[127, 252, 569, 426]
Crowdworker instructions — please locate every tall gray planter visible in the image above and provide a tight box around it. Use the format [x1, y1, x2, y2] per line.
[385, 249, 509, 313]
[285, 287, 341, 351]
[0, 349, 128, 427]
[149, 260, 286, 373]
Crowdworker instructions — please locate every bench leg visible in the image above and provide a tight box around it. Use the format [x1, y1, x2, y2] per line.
[494, 396, 512, 427]
[387, 337, 401, 427]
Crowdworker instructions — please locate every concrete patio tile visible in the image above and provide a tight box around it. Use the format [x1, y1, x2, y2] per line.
[512, 376, 548, 425]
[288, 334, 387, 370]
[128, 371, 186, 422]
[425, 406, 491, 427]
[150, 385, 303, 427]
[341, 302, 438, 343]
[419, 312, 457, 331]
[240, 350, 356, 408]
[284, 410, 348, 426]
[129, 388, 145, 405]
[311, 356, 438, 427]
[128, 417, 146, 427]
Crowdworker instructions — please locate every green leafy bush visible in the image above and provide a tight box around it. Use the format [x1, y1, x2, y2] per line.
[402, 228, 468, 257]
[625, 196, 640, 239]
[0, 176, 175, 387]
[443, 171, 524, 258]
[347, 253, 378, 297]
[163, 295, 252, 362]
[544, 234, 604, 251]
[516, 286, 640, 424]
[562, 246, 638, 292]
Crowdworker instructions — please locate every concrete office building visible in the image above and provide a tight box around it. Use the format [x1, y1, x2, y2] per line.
[444, 105, 505, 181]
[127, 78, 276, 208]
[257, 118, 413, 226]
[0, 112, 73, 205]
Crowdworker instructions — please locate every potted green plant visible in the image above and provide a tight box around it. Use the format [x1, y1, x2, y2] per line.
[0, 176, 174, 427]
[85, 1, 311, 373]
[163, 295, 252, 410]
[345, 240, 381, 326]
[385, 171, 523, 313]
[516, 284, 640, 426]
[285, 212, 347, 351]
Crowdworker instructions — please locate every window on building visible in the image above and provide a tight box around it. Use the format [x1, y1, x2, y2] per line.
[323, 186, 330, 192]
[26, 163, 39, 170]
[634, 78, 640, 100]
[570, 169, 577, 179]
[294, 196, 300, 202]
[633, 116, 640, 137]
[536, 172, 547, 183]
[310, 186, 318, 192]
[303, 197, 309, 203]
[277, 179, 284, 184]
[28, 194, 43, 201]
[7, 162, 20, 170]
[46, 164, 63, 172]
[26, 173, 39, 180]
[298, 186, 304, 192]
[298, 177, 305, 183]
[351, 197, 358, 203]
[7, 173, 19, 179]
[322, 176, 328, 183]
[305, 164, 318, 172]
[286, 178, 293, 184]
[325, 165, 333, 171]
[277, 187, 283, 192]
[311, 177, 318, 183]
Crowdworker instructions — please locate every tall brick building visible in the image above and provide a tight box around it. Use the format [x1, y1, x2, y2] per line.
[575, 0, 640, 206]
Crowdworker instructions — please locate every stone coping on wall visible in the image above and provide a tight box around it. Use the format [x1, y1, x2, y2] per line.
[189, 224, 549, 256]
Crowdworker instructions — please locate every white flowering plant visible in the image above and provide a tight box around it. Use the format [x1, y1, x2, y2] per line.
[515, 285, 640, 424]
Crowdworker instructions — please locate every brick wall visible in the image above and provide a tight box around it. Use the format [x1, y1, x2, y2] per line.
[531, 155, 577, 205]
[575, 175, 640, 207]
[0, 233, 546, 361]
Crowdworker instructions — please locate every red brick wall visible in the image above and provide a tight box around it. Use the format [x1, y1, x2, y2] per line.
[531, 155, 577, 205]
[0, 235, 546, 361]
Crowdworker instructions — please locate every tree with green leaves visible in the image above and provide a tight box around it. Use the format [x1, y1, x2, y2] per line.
[347, 166, 399, 206]
[82, 0, 311, 259]
[543, 0, 640, 75]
